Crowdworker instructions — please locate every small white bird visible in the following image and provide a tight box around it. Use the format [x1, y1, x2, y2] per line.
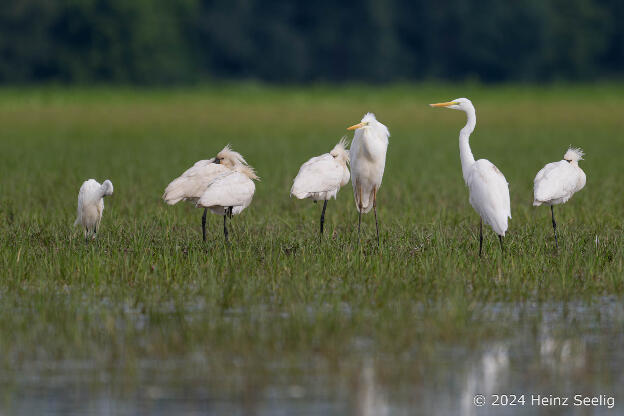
[533, 147, 586, 248]
[291, 138, 350, 238]
[430, 98, 511, 256]
[163, 145, 258, 242]
[347, 113, 390, 247]
[74, 179, 114, 241]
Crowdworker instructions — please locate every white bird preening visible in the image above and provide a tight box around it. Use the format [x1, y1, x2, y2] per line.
[347, 113, 390, 247]
[290, 138, 350, 238]
[430, 98, 511, 256]
[163, 145, 259, 242]
[74, 179, 114, 241]
[533, 147, 586, 248]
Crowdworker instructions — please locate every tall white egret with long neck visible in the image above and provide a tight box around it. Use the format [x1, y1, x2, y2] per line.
[347, 113, 390, 247]
[430, 98, 511, 255]
[533, 147, 586, 248]
[163, 145, 258, 242]
[75, 179, 114, 241]
[291, 138, 350, 238]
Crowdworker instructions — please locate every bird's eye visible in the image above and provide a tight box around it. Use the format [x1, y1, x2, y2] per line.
[565, 159, 571, 163]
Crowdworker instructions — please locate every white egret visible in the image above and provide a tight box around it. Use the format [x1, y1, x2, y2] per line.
[347, 113, 390, 247]
[74, 179, 114, 241]
[163, 145, 258, 242]
[430, 98, 511, 255]
[533, 147, 586, 248]
[290, 138, 350, 238]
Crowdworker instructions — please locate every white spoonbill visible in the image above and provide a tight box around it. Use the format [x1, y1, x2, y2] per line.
[430, 98, 511, 256]
[291, 138, 350, 238]
[163, 145, 258, 242]
[74, 179, 114, 241]
[533, 147, 586, 248]
[347, 113, 390, 247]
[196, 162, 258, 242]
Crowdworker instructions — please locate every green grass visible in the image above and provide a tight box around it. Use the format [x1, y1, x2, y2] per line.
[0, 83, 623, 409]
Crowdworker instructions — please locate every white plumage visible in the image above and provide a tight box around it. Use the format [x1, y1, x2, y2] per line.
[349, 113, 389, 214]
[163, 145, 245, 205]
[74, 179, 114, 240]
[533, 147, 586, 248]
[347, 113, 390, 246]
[163, 145, 258, 242]
[291, 138, 350, 237]
[198, 166, 258, 216]
[430, 98, 511, 255]
[467, 159, 511, 237]
[291, 138, 350, 201]
[534, 148, 586, 206]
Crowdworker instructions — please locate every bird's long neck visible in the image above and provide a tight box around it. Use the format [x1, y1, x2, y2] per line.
[99, 182, 111, 197]
[459, 107, 477, 184]
[359, 128, 387, 161]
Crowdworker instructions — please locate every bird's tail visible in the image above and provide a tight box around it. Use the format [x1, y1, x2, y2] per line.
[162, 179, 186, 205]
[290, 183, 308, 199]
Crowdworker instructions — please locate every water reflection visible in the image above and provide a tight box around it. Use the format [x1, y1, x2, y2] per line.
[2, 297, 622, 415]
[460, 343, 509, 416]
[355, 360, 388, 416]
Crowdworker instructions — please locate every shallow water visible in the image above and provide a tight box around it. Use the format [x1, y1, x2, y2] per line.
[2, 297, 622, 415]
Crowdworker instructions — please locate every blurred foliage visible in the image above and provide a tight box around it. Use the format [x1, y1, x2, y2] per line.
[0, 0, 622, 84]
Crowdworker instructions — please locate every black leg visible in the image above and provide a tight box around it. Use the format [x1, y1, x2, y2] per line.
[223, 213, 229, 243]
[320, 200, 327, 238]
[499, 235, 504, 254]
[479, 219, 483, 257]
[551, 205, 559, 249]
[358, 208, 362, 240]
[373, 187, 380, 249]
[202, 208, 207, 242]
[357, 183, 362, 242]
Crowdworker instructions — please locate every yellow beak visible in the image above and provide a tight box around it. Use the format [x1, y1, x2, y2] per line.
[347, 122, 366, 131]
[429, 101, 458, 107]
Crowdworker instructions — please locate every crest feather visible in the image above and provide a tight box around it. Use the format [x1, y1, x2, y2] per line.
[217, 144, 247, 166]
[330, 136, 350, 162]
[237, 164, 259, 181]
[564, 146, 585, 162]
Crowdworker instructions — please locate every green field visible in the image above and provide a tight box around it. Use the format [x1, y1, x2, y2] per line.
[1, 84, 623, 413]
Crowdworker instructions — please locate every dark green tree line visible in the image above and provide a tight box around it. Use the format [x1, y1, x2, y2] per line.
[0, 0, 622, 84]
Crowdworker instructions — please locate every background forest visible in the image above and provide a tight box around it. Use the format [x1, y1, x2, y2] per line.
[1, 0, 623, 84]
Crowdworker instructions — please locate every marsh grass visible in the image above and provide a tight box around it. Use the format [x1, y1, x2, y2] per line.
[0, 84, 623, 409]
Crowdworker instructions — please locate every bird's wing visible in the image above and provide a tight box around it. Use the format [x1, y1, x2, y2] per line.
[533, 161, 580, 203]
[197, 171, 256, 209]
[349, 131, 362, 164]
[291, 154, 343, 198]
[577, 168, 586, 192]
[75, 180, 100, 225]
[75, 186, 85, 225]
[163, 160, 230, 204]
[349, 136, 366, 207]
[468, 160, 511, 235]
